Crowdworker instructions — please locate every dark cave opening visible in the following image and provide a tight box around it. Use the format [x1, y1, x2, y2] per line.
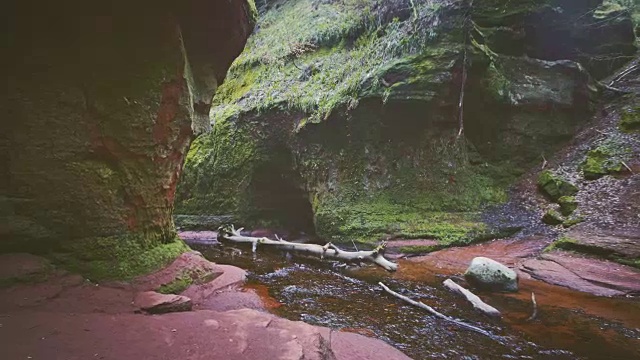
[247, 145, 316, 238]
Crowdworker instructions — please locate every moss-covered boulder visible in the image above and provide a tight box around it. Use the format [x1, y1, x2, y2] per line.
[542, 209, 565, 225]
[2, 0, 255, 277]
[582, 148, 624, 179]
[620, 105, 640, 133]
[176, 0, 633, 245]
[562, 215, 585, 228]
[558, 196, 578, 216]
[538, 171, 579, 201]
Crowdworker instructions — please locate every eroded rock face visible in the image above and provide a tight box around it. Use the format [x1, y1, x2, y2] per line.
[1, 0, 255, 274]
[176, 0, 636, 245]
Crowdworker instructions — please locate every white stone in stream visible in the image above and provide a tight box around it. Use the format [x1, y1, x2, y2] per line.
[134, 291, 193, 314]
[464, 257, 518, 292]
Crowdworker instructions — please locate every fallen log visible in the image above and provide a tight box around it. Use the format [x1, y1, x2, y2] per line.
[218, 225, 398, 271]
[443, 279, 501, 318]
[379, 282, 494, 338]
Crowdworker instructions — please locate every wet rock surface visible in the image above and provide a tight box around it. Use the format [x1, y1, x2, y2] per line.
[408, 237, 551, 272]
[464, 256, 519, 292]
[520, 251, 640, 296]
[0, 252, 410, 360]
[193, 238, 640, 360]
[134, 291, 193, 314]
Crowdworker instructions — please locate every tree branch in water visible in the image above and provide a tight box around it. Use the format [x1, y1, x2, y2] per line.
[379, 282, 495, 338]
[217, 225, 398, 271]
[443, 279, 501, 318]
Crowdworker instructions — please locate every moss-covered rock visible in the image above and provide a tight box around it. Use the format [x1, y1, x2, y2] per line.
[558, 196, 578, 216]
[176, 0, 632, 244]
[619, 105, 640, 133]
[52, 236, 191, 281]
[563, 215, 585, 228]
[581, 148, 624, 179]
[538, 171, 579, 201]
[542, 209, 565, 225]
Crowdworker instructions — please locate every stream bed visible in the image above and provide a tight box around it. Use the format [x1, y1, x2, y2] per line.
[188, 238, 639, 360]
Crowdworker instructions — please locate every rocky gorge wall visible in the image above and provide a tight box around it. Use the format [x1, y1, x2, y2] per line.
[176, 0, 638, 247]
[1, 0, 256, 278]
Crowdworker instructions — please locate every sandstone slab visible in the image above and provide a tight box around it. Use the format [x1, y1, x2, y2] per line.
[134, 291, 193, 314]
[520, 251, 640, 297]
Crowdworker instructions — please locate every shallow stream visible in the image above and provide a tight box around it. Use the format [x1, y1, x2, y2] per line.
[190, 238, 639, 359]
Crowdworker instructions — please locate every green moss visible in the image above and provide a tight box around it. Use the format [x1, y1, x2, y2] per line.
[619, 106, 640, 133]
[557, 196, 577, 216]
[581, 148, 624, 180]
[614, 257, 640, 269]
[562, 215, 584, 228]
[537, 170, 579, 201]
[176, 118, 257, 216]
[543, 235, 577, 252]
[210, 0, 460, 124]
[472, 0, 550, 25]
[398, 245, 443, 255]
[482, 61, 511, 101]
[156, 267, 220, 294]
[313, 164, 512, 246]
[542, 209, 564, 225]
[52, 236, 190, 281]
[157, 275, 193, 294]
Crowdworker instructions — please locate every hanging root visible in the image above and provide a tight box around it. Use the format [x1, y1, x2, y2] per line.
[217, 225, 398, 271]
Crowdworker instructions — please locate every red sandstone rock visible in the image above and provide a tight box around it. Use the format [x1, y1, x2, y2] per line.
[134, 251, 223, 292]
[520, 251, 640, 296]
[2, 0, 255, 265]
[0, 253, 51, 283]
[0, 253, 411, 360]
[134, 291, 193, 314]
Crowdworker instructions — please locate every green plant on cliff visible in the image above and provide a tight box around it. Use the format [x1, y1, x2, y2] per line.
[211, 0, 458, 124]
[177, 119, 257, 215]
[312, 142, 517, 245]
[580, 134, 632, 179]
[52, 236, 189, 281]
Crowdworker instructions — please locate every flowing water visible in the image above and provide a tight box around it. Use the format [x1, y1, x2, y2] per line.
[189, 238, 639, 360]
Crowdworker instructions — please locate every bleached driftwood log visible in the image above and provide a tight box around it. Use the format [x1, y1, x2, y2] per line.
[443, 279, 501, 318]
[218, 225, 398, 271]
[379, 282, 494, 338]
